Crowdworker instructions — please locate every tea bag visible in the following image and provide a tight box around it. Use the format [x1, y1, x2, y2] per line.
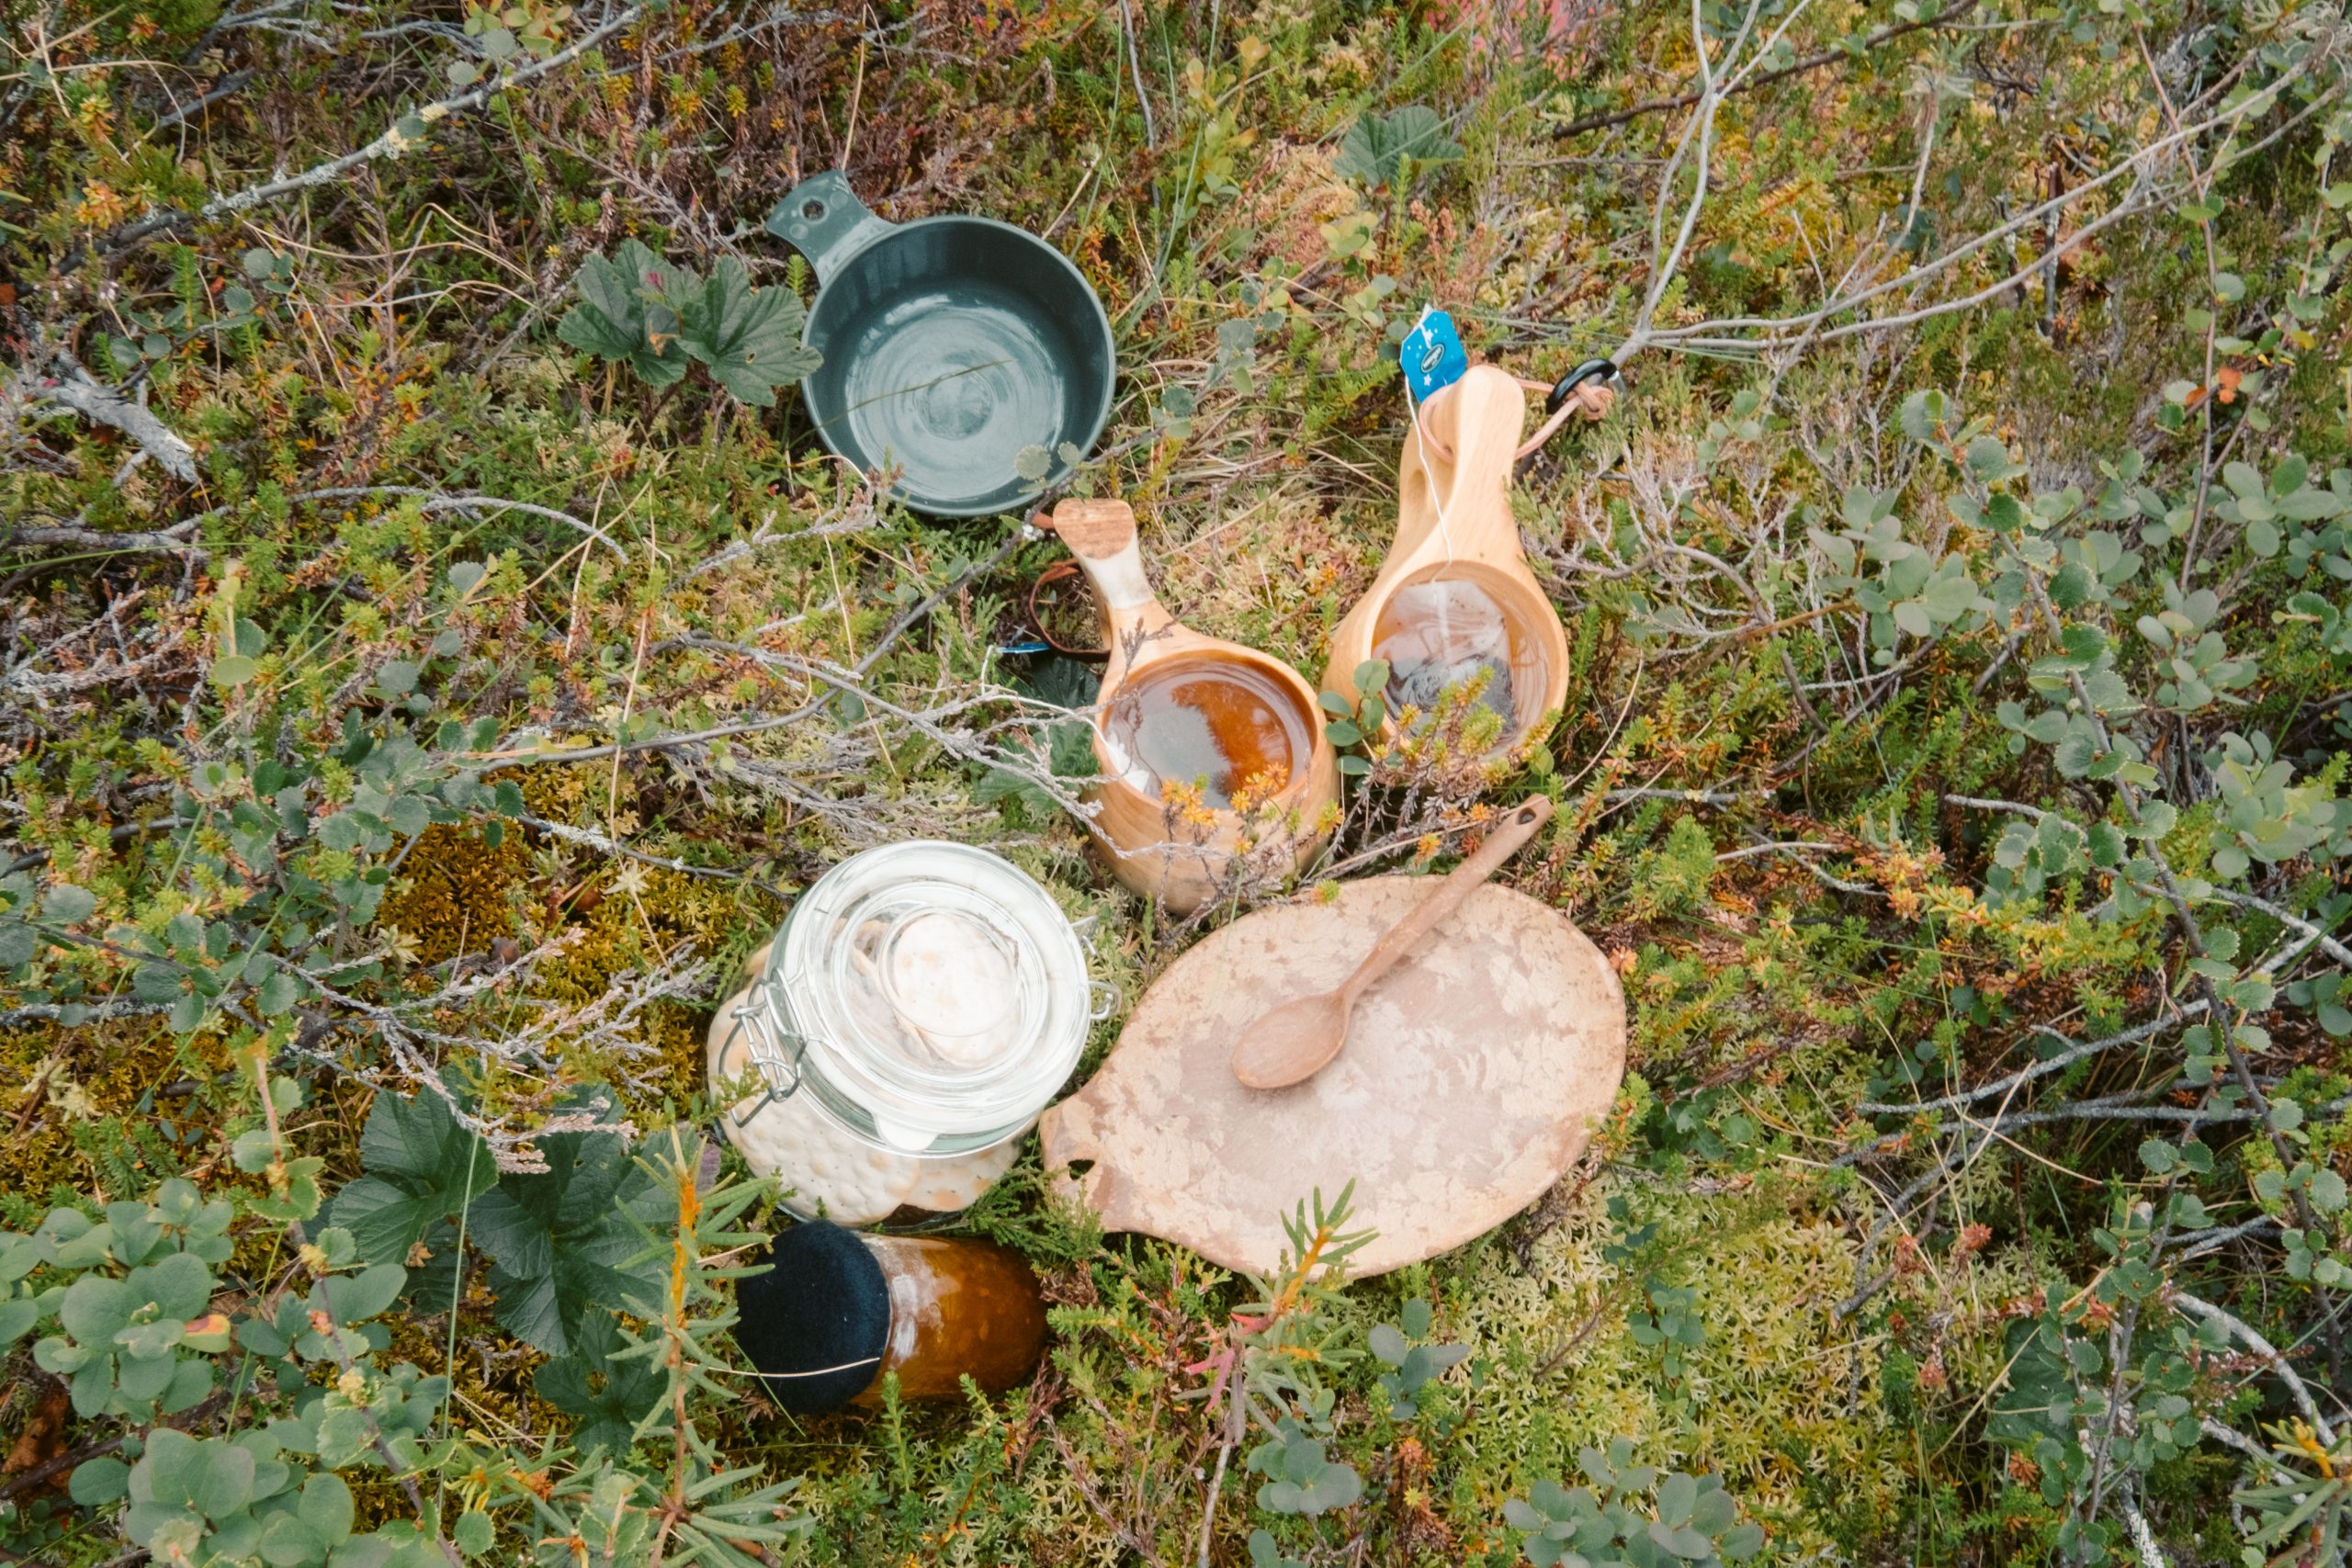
[1376, 580, 1514, 720]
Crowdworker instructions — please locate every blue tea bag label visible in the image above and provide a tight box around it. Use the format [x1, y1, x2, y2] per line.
[1399, 309, 1468, 401]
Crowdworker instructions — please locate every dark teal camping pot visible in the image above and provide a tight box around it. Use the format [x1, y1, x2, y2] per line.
[766, 171, 1116, 519]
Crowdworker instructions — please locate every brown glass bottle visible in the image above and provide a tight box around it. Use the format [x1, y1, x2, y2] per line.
[853, 1235, 1048, 1404]
[736, 1222, 1048, 1415]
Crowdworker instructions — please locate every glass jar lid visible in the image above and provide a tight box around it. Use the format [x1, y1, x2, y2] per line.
[769, 841, 1092, 1152]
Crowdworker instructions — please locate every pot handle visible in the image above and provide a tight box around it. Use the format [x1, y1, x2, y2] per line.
[763, 169, 893, 279]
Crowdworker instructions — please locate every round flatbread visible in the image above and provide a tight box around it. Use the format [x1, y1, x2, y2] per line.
[1042, 875, 1625, 1277]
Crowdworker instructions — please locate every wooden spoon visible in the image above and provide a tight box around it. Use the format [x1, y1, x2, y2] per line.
[1228, 795, 1555, 1089]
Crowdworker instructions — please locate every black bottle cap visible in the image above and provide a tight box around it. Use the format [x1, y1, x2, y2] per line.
[733, 1222, 888, 1415]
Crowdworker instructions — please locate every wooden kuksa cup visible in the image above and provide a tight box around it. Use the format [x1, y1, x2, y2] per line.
[1051, 499, 1339, 915]
[1320, 366, 1572, 749]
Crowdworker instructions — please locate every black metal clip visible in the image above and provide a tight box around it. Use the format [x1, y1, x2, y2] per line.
[1544, 358, 1620, 417]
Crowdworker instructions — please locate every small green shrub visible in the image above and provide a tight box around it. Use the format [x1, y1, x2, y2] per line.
[9, 1164, 458, 1565]
[1334, 106, 1463, 190]
[557, 240, 820, 406]
[1367, 1298, 1468, 1421]
[1248, 1418, 1363, 1517]
[322, 1085, 673, 1357]
[1321, 658, 1390, 779]
[1504, 1439, 1765, 1568]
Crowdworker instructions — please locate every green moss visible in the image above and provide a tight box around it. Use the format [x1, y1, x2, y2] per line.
[1448, 1178, 1905, 1554]
[375, 824, 529, 967]
[1, 1021, 232, 1212]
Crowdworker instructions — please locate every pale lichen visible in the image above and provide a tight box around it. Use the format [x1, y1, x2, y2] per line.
[1450, 1173, 1909, 1554]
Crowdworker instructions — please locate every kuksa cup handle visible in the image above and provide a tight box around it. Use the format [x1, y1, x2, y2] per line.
[764, 170, 893, 279]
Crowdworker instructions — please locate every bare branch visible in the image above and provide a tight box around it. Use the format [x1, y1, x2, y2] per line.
[1856, 1003, 2210, 1115]
[20, 355, 198, 479]
[2173, 1291, 2338, 1446]
[169, 483, 629, 561]
[2206, 887, 2352, 970]
[1548, 0, 1983, 140]
[1610, 63, 2329, 366]
[71, 3, 645, 265]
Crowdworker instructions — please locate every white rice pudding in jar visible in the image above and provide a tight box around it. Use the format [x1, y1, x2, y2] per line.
[707, 843, 1097, 1226]
[707, 943, 1024, 1224]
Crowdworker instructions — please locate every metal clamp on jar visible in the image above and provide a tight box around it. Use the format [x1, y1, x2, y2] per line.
[707, 841, 1114, 1224]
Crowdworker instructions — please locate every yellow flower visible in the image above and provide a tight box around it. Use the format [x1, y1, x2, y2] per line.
[73, 180, 131, 230]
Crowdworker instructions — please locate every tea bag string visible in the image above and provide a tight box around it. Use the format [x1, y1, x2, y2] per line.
[1414, 375, 1612, 468]
[1402, 373, 1461, 571]
[758, 1355, 883, 1379]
